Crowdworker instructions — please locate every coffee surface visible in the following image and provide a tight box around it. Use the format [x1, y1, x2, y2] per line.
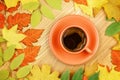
[62, 27, 87, 52]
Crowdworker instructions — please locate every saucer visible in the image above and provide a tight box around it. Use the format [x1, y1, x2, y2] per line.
[49, 15, 99, 65]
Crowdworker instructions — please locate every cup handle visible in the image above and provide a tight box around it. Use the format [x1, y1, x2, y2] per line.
[85, 48, 92, 54]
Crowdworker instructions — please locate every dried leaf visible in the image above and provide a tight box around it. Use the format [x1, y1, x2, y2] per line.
[2, 25, 26, 49]
[22, 29, 44, 46]
[0, 69, 9, 80]
[28, 65, 60, 80]
[84, 62, 98, 77]
[111, 50, 120, 71]
[45, 0, 62, 10]
[3, 45, 16, 61]
[61, 70, 70, 80]
[0, 2, 6, 11]
[98, 65, 120, 80]
[16, 46, 40, 66]
[4, 0, 18, 8]
[7, 13, 31, 30]
[7, 1, 20, 13]
[73, 0, 87, 5]
[10, 54, 24, 70]
[72, 68, 84, 80]
[88, 72, 99, 80]
[40, 5, 55, 19]
[0, 13, 5, 29]
[105, 22, 120, 36]
[22, 2, 39, 12]
[31, 10, 42, 27]
[17, 65, 32, 78]
[103, 2, 120, 21]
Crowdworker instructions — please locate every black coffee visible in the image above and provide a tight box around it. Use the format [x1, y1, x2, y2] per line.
[62, 27, 87, 52]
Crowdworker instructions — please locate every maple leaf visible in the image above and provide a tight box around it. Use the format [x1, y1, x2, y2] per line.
[0, 13, 5, 29]
[15, 46, 40, 66]
[103, 2, 120, 21]
[7, 13, 31, 30]
[112, 34, 120, 50]
[4, 0, 19, 8]
[28, 64, 60, 80]
[98, 65, 120, 80]
[0, 2, 6, 11]
[111, 50, 120, 72]
[2, 25, 26, 49]
[7, 1, 20, 13]
[22, 29, 44, 46]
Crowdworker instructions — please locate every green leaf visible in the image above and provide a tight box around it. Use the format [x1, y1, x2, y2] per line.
[61, 70, 70, 80]
[0, 57, 3, 66]
[7, 77, 15, 80]
[105, 22, 120, 36]
[22, 2, 39, 12]
[45, 0, 62, 10]
[10, 54, 24, 70]
[88, 72, 99, 80]
[0, 36, 6, 43]
[40, 5, 55, 19]
[31, 10, 42, 27]
[0, 47, 3, 57]
[0, 69, 9, 80]
[17, 65, 32, 78]
[3, 45, 16, 61]
[72, 68, 84, 80]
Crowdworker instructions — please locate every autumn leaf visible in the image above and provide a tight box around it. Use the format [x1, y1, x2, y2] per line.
[64, 0, 70, 2]
[15, 46, 40, 66]
[111, 50, 120, 72]
[22, 29, 44, 46]
[0, 2, 6, 11]
[7, 1, 20, 13]
[0, 13, 5, 29]
[112, 34, 120, 50]
[103, 2, 120, 21]
[73, 0, 87, 5]
[84, 62, 98, 77]
[28, 64, 60, 80]
[4, 0, 19, 8]
[98, 65, 120, 80]
[2, 25, 26, 49]
[7, 13, 31, 30]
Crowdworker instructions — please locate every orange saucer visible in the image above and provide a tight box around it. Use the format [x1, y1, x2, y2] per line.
[49, 15, 99, 65]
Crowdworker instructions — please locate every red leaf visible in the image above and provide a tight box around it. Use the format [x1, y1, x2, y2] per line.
[64, 0, 70, 2]
[73, 0, 87, 5]
[0, 13, 5, 28]
[111, 50, 120, 71]
[16, 46, 40, 66]
[7, 13, 31, 30]
[7, 1, 20, 13]
[0, 2, 6, 11]
[22, 29, 44, 46]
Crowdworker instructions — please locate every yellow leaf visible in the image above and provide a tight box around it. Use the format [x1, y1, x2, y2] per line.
[109, 0, 120, 6]
[112, 34, 120, 50]
[103, 2, 120, 21]
[20, 0, 38, 5]
[4, 0, 19, 8]
[2, 25, 26, 49]
[84, 62, 98, 77]
[98, 65, 120, 80]
[29, 65, 60, 80]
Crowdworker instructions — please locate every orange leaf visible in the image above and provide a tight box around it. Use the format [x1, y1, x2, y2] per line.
[22, 29, 44, 46]
[111, 50, 120, 71]
[0, 2, 6, 11]
[64, 0, 70, 2]
[73, 0, 87, 5]
[7, 1, 20, 13]
[7, 13, 31, 30]
[0, 13, 5, 28]
[16, 46, 40, 66]
[83, 75, 88, 80]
